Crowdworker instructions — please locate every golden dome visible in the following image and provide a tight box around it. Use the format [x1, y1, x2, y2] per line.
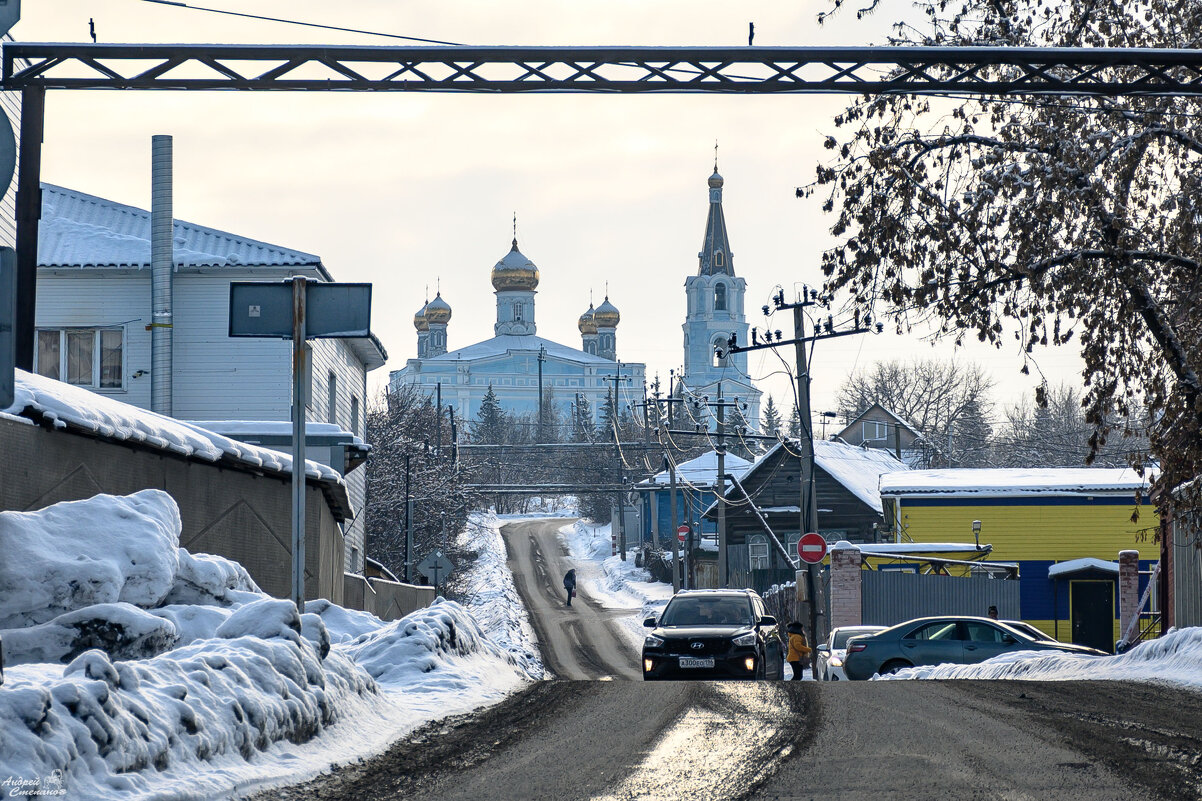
[593, 297, 620, 328]
[413, 302, 429, 332]
[491, 238, 540, 292]
[424, 292, 452, 325]
[578, 304, 597, 335]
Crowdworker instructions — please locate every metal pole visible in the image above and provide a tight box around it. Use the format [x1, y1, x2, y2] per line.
[290, 276, 308, 610]
[669, 456, 680, 593]
[14, 88, 44, 372]
[537, 345, 545, 442]
[717, 381, 727, 588]
[612, 378, 627, 560]
[435, 381, 442, 455]
[794, 305, 824, 662]
[404, 451, 412, 582]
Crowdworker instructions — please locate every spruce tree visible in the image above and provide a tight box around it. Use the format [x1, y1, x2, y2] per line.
[762, 395, 783, 439]
[473, 384, 507, 445]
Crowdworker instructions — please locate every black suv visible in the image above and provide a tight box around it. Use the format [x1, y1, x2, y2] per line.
[641, 589, 785, 680]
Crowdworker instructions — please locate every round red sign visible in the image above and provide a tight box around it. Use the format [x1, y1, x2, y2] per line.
[797, 532, 828, 564]
[677, 524, 690, 543]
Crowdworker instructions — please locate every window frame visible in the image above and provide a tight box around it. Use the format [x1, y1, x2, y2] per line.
[748, 534, 770, 570]
[863, 420, 889, 441]
[714, 282, 728, 311]
[34, 326, 125, 390]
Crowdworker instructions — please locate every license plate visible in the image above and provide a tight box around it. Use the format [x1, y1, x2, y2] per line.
[679, 657, 715, 668]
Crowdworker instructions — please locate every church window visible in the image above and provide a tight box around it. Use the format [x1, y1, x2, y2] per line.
[514, 302, 522, 322]
[714, 283, 727, 311]
[715, 251, 725, 268]
[712, 336, 729, 368]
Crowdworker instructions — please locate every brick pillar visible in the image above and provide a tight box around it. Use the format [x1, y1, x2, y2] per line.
[1118, 549, 1140, 647]
[829, 541, 862, 629]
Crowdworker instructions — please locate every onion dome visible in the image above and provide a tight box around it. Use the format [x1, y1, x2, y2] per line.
[424, 292, 452, 324]
[593, 296, 620, 328]
[413, 301, 429, 332]
[578, 304, 597, 335]
[708, 168, 724, 188]
[491, 238, 540, 292]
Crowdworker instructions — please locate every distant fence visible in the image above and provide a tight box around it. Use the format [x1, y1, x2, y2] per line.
[861, 571, 1020, 626]
[343, 573, 435, 621]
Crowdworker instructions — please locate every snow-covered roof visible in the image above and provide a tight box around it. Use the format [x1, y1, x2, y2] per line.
[3, 371, 350, 516]
[39, 185, 327, 273]
[187, 420, 365, 446]
[1048, 557, 1119, 578]
[857, 542, 991, 555]
[880, 468, 1153, 498]
[646, 451, 752, 487]
[422, 334, 618, 366]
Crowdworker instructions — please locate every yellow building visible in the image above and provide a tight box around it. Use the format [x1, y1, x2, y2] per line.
[879, 468, 1157, 653]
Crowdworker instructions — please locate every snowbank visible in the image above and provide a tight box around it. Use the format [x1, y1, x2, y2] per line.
[0, 493, 540, 800]
[0, 490, 182, 629]
[455, 511, 544, 678]
[878, 627, 1202, 688]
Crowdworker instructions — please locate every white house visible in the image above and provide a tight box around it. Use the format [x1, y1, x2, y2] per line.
[33, 183, 387, 572]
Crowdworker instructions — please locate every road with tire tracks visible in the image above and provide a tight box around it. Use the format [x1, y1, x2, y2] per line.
[254, 519, 1202, 801]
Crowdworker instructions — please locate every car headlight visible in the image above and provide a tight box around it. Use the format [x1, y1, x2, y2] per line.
[830, 656, 843, 667]
[644, 634, 665, 648]
[732, 632, 757, 647]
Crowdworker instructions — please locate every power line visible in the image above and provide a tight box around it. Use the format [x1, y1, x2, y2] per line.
[137, 0, 463, 45]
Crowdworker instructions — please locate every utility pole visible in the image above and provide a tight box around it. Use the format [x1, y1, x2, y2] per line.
[689, 384, 743, 587]
[537, 345, 546, 443]
[435, 382, 442, 456]
[726, 287, 884, 650]
[668, 454, 680, 592]
[403, 451, 412, 583]
[602, 367, 631, 560]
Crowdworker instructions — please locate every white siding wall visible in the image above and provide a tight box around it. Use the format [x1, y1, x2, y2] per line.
[173, 273, 294, 420]
[36, 272, 153, 409]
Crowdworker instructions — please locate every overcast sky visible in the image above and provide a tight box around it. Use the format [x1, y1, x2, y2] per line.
[17, 1, 1087, 428]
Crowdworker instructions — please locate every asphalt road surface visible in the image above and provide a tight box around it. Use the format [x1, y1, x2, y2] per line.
[256, 679, 1202, 801]
[501, 518, 640, 680]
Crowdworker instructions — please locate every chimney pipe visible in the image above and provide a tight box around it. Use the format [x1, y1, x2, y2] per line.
[151, 135, 173, 415]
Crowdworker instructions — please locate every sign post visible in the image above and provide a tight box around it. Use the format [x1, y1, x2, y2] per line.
[417, 550, 455, 595]
[0, 248, 14, 409]
[229, 278, 372, 611]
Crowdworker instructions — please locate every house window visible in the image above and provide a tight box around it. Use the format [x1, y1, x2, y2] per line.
[748, 535, 770, 570]
[35, 328, 123, 389]
[327, 371, 338, 425]
[863, 420, 889, 441]
[714, 282, 727, 311]
[786, 532, 802, 559]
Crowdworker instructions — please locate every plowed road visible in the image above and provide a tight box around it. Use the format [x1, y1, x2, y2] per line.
[256, 519, 1202, 801]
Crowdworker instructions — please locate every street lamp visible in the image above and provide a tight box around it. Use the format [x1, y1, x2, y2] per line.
[971, 519, 981, 550]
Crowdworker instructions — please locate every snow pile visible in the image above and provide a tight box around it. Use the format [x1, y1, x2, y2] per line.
[455, 511, 544, 678]
[0, 492, 542, 799]
[878, 627, 1202, 687]
[0, 490, 181, 629]
[559, 520, 674, 648]
[3, 369, 343, 484]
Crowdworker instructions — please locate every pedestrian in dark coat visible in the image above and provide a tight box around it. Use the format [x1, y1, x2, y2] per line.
[563, 568, 577, 606]
[785, 621, 810, 681]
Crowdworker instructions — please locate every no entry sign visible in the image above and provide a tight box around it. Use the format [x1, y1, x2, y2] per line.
[677, 524, 690, 543]
[797, 533, 828, 564]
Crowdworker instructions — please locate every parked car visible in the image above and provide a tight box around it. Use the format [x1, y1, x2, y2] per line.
[816, 625, 888, 680]
[641, 589, 785, 680]
[843, 616, 1107, 680]
[1002, 620, 1058, 643]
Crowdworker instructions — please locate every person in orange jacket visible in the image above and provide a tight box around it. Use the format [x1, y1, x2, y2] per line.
[786, 621, 811, 681]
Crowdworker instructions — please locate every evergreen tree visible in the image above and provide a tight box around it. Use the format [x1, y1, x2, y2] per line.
[473, 385, 507, 445]
[571, 393, 594, 443]
[762, 395, 783, 439]
[787, 404, 803, 439]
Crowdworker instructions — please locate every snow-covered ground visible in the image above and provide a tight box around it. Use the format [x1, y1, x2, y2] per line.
[0, 492, 539, 801]
[878, 626, 1202, 688]
[558, 521, 675, 651]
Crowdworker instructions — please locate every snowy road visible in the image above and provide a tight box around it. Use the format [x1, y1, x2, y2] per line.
[502, 518, 641, 680]
[251, 678, 1202, 801]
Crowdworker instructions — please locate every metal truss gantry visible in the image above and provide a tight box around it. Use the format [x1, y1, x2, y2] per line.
[6, 43, 1202, 95]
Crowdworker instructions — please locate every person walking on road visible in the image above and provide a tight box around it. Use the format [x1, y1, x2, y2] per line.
[563, 568, 577, 607]
[786, 621, 810, 681]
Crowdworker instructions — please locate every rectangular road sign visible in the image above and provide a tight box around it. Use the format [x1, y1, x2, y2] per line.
[229, 281, 372, 339]
[0, 247, 14, 408]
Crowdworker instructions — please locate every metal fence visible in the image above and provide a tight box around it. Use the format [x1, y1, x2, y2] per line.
[861, 570, 1020, 627]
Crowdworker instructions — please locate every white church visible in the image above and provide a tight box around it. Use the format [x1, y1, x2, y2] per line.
[390, 161, 761, 433]
[388, 239, 646, 428]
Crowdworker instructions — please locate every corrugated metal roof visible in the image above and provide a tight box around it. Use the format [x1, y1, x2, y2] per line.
[38, 184, 324, 271]
[879, 467, 1153, 497]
